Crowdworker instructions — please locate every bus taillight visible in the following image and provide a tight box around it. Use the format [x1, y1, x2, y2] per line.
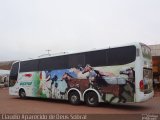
[140, 80, 144, 91]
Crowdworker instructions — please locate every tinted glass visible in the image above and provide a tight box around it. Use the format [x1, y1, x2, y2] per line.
[19, 46, 136, 72]
[69, 53, 85, 68]
[20, 60, 39, 72]
[39, 55, 68, 71]
[107, 46, 136, 65]
[9, 62, 19, 87]
[85, 50, 106, 67]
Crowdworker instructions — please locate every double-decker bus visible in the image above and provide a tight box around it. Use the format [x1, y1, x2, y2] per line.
[9, 43, 154, 106]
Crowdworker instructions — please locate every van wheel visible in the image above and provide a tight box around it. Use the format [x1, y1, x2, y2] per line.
[19, 89, 26, 99]
[85, 92, 99, 106]
[68, 91, 80, 105]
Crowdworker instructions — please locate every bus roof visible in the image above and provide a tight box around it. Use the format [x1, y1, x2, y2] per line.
[16, 42, 144, 62]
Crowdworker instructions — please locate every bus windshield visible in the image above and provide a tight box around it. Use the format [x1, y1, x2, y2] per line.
[9, 62, 19, 87]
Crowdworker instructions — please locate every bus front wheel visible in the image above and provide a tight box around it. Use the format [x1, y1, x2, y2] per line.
[68, 91, 80, 105]
[85, 92, 99, 106]
[19, 89, 26, 99]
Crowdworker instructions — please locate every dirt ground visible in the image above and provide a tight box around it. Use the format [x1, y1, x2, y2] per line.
[0, 88, 160, 115]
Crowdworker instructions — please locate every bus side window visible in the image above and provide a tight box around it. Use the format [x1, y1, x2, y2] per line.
[85, 50, 106, 67]
[9, 62, 19, 87]
[39, 55, 69, 71]
[20, 60, 39, 72]
[108, 46, 136, 66]
[69, 53, 85, 68]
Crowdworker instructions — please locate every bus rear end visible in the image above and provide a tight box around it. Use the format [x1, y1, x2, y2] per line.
[135, 43, 154, 102]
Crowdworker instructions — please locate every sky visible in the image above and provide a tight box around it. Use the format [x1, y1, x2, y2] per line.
[0, 0, 160, 61]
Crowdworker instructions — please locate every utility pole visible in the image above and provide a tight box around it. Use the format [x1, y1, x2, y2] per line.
[46, 50, 51, 56]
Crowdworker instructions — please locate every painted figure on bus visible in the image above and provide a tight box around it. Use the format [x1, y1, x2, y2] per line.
[36, 64, 135, 102]
[82, 64, 115, 88]
[43, 70, 74, 99]
[37, 71, 50, 98]
[119, 67, 135, 97]
[46, 74, 59, 98]
[62, 72, 73, 88]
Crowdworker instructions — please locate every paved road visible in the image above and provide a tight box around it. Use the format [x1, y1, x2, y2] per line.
[0, 88, 160, 114]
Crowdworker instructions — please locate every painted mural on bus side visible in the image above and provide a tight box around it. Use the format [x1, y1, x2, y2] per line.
[21, 62, 135, 103]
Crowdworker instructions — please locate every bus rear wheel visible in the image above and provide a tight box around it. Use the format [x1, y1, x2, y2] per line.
[19, 89, 26, 99]
[85, 92, 99, 107]
[68, 91, 80, 105]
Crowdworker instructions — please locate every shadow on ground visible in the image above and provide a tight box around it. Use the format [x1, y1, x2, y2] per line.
[12, 97, 150, 112]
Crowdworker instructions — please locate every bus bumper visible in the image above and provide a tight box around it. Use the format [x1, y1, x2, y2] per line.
[9, 87, 19, 96]
[135, 90, 154, 102]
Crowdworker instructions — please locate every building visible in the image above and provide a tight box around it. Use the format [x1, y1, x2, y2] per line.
[149, 44, 160, 89]
[0, 74, 9, 87]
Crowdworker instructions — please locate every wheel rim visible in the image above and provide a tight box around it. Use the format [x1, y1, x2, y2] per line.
[88, 96, 96, 104]
[20, 91, 25, 98]
[71, 95, 78, 103]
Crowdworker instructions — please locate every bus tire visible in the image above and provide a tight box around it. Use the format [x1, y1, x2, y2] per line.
[19, 89, 26, 99]
[85, 91, 99, 107]
[68, 91, 80, 105]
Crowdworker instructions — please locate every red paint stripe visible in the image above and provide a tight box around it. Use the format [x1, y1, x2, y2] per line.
[24, 74, 32, 78]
